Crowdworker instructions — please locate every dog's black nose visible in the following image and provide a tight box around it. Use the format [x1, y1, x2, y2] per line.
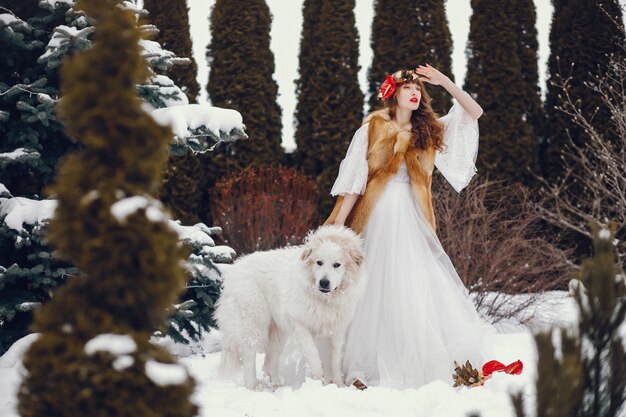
[319, 278, 330, 289]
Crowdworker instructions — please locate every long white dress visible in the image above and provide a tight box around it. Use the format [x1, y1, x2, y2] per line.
[330, 101, 495, 389]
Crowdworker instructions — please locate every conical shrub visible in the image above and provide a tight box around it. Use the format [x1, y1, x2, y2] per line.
[17, 1, 197, 416]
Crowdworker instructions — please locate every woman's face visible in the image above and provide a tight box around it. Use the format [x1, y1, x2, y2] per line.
[395, 82, 422, 111]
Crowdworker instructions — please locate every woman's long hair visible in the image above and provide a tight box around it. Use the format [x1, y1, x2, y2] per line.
[386, 75, 445, 151]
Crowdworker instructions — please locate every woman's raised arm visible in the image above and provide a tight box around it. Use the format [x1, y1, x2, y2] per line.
[415, 64, 483, 120]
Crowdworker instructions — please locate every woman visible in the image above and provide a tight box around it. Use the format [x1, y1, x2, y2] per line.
[325, 64, 494, 389]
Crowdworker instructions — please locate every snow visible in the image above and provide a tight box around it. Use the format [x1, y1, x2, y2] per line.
[177, 332, 537, 417]
[42, 0, 75, 5]
[0, 197, 57, 232]
[39, 25, 85, 60]
[16, 302, 40, 312]
[110, 196, 168, 224]
[0, 193, 228, 260]
[0, 14, 19, 26]
[84, 334, 137, 356]
[112, 355, 135, 371]
[145, 360, 188, 386]
[202, 246, 236, 262]
[0, 183, 10, 196]
[148, 74, 189, 108]
[0, 292, 599, 417]
[151, 104, 244, 140]
[169, 221, 216, 245]
[139, 39, 167, 57]
[0, 148, 37, 161]
[0, 334, 39, 369]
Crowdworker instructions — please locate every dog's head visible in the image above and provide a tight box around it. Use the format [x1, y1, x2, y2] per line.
[300, 225, 365, 295]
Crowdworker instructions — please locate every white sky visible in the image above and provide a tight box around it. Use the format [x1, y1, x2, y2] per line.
[185, 0, 625, 152]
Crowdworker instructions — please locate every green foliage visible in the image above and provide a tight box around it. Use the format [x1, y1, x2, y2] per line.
[542, 0, 625, 180]
[0, 0, 236, 356]
[0, 196, 77, 355]
[513, 0, 544, 157]
[0, 0, 39, 20]
[294, 0, 363, 215]
[143, 0, 199, 103]
[514, 225, 626, 417]
[206, 0, 283, 172]
[160, 152, 202, 224]
[166, 223, 234, 344]
[143, 0, 203, 224]
[368, 0, 453, 114]
[464, 0, 540, 186]
[0, 2, 83, 198]
[17, 1, 197, 415]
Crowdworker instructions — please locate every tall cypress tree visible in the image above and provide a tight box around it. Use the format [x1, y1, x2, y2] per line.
[514, 0, 544, 152]
[18, 0, 197, 415]
[368, 0, 453, 114]
[464, 0, 539, 186]
[143, 0, 203, 224]
[294, 0, 363, 215]
[542, 0, 625, 180]
[206, 0, 283, 172]
[143, 0, 199, 103]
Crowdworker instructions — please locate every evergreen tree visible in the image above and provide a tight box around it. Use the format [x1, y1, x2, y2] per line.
[0, 191, 77, 355]
[0, 1, 242, 354]
[206, 0, 283, 172]
[513, 225, 626, 417]
[542, 0, 625, 180]
[513, 0, 544, 154]
[18, 1, 197, 415]
[143, 0, 203, 224]
[368, 0, 453, 114]
[0, 0, 39, 20]
[464, 0, 539, 186]
[142, 0, 199, 103]
[294, 0, 364, 215]
[0, 2, 84, 198]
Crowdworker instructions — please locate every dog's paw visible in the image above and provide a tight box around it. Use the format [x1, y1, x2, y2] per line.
[244, 378, 265, 391]
[253, 380, 270, 391]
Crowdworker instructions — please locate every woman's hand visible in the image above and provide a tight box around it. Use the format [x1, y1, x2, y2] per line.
[415, 64, 448, 86]
[416, 63, 484, 119]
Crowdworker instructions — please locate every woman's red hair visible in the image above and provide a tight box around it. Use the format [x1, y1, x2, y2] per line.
[385, 75, 445, 152]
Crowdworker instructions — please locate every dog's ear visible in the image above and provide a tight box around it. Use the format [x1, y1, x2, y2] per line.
[301, 248, 313, 262]
[348, 246, 365, 267]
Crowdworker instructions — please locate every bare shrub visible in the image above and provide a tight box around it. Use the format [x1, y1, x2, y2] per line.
[536, 52, 626, 266]
[433, 175, 575, 322]
[211, 165, 318, 255]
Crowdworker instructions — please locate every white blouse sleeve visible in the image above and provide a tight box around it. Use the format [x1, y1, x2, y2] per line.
[330, 123, 369, 196]
[434, 100, 480, 193]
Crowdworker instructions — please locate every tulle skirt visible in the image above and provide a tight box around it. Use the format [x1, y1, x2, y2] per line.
[342, 180, 494, 389]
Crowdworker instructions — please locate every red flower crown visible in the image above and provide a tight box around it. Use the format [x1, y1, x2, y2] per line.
[377, 70, 420, 100]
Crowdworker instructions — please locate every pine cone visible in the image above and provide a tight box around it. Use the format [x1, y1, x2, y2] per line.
[453, 360, 486, 387]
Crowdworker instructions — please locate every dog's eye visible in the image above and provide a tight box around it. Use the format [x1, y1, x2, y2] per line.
[316, 260, 323, 266]
[333, 263, 341, 268]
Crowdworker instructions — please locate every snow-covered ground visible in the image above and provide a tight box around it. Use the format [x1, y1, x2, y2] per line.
[0, 291, 587, 417]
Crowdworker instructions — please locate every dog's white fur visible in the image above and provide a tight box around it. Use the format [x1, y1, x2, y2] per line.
[214, 225, 367, 389]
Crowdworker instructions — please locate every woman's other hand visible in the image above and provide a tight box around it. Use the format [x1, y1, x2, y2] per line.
[415, 64, 448, 86]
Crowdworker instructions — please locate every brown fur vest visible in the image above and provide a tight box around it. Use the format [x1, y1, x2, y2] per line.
[324, 108, 438, 234]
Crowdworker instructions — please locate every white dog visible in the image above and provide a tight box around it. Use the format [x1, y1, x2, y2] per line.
[214, 225, 367, 389]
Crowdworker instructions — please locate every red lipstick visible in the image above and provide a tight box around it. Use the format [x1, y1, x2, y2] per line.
[410, 98, 419, 103]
